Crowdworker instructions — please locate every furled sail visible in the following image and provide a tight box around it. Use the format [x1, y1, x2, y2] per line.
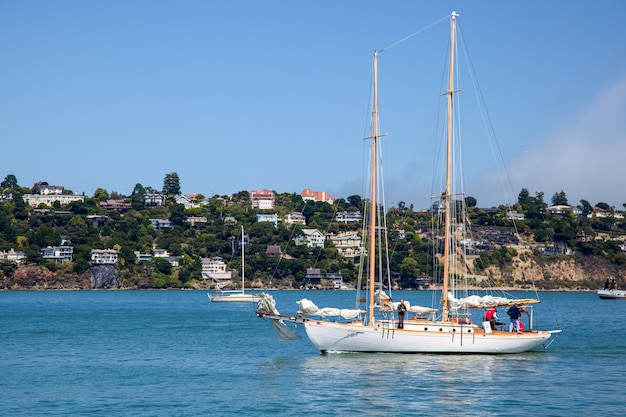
[447, 293, 540, 310]
[297, 298, 363, 320]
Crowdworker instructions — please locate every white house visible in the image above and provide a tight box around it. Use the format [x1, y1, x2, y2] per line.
[202, 257, 232, 285]
[284, 212, 306, 225]
[256, 213, 279, 226]
[294, 228, 325, 248]
[328, 232, 363, 258]
[41, 246, 74, 263]
[91, 249, 119, 264]
[335, 211, 362, 223]
[250, 189, 275, 209]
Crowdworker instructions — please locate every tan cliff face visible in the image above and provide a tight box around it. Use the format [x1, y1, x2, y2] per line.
[483, 251, 624, 290]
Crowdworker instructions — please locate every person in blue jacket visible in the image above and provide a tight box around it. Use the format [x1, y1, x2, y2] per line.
[507, 304, 521, 332]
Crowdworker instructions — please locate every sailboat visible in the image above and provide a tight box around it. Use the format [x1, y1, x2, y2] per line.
[208, 226, 261, 303]
[256, 12, 561, 353]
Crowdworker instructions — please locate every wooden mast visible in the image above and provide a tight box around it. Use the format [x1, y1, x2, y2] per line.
[442, 12, 457, 322]
[368, 51, 379, 327]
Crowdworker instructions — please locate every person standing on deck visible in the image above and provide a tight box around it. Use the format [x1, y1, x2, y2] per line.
[508, 304, 522, 332]
[397, 300, 407, 329]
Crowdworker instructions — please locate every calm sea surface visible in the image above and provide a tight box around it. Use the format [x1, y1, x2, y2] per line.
[1, 290, 625, 416]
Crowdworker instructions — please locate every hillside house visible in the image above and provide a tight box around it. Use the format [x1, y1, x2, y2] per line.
[294, 228, 325, 248]
[250, 189, 275, 209]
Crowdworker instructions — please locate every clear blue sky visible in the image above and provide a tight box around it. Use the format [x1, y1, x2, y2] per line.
[2, 1, 625, 209]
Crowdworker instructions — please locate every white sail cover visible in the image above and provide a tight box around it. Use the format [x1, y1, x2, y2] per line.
[297, 298, 362, 320]
[376, 291, 438, 314]
[447, 292, 540, 310]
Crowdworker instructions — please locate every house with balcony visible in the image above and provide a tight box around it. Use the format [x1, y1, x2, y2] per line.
[202, 256, 232, 285]
[250, 189, 275, 209]
[175, 194, 200, 209]
[100, 199, 131, 212]
[41, 245, 74, 263]
[150, 218, 173, 231]
[294, 228, 325, 248]
[256, 213, 279, 226]
[335, 211, 362, 223]
[328, 232, 363, 258]
[23, 194, 84, 207]
[144, 194, 166, 207]
[284, 211, 306, 225]
[304, 268, 346, 289]
[91, 249, 119, 264]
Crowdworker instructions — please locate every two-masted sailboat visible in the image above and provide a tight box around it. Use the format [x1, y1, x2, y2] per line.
[256, 12, 560, 353]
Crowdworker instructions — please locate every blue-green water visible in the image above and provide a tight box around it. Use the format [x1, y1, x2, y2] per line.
[1, 290, 624, 416]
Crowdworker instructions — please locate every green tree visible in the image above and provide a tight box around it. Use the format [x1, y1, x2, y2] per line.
[12, 191, 28, 220]
[131, 183, 147, 210]
[465, 196, 477, 208]
[579, 199, 593, 217]
[169, 203, 187, 226]
[347, 194, 363, 210]
[1, 174, 18, 189]
[551, 190, 568, 206]
[93, 188, 109, 201]
[163, 172, 181, 196]
[67, 216, 90, 244]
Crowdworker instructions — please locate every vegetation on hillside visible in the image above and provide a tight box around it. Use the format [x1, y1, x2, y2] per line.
[1, 174, 625, 290]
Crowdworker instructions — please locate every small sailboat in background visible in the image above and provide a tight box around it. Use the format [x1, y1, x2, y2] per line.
[257, 12, 561, 353]
[209, 226, 260, 303]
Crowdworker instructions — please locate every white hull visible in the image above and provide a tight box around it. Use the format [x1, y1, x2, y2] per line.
[303, 320, 556, 354]
[597, 289, 626, 299]
[208, 292, 261, 303]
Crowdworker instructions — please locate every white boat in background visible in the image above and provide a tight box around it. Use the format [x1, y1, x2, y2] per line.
[209, 226, 260, 303]
[256, 12, 561, 353]
[597, 289, 626, 300]
[598, 278, 625, 299]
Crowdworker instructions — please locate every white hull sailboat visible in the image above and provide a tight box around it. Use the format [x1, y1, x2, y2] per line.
[209, 226, 260, 303]
[257, 12, 560, 353]
[597, 289, 626, 300]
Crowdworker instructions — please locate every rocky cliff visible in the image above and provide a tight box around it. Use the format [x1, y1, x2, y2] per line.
[89, 264, 121, 289]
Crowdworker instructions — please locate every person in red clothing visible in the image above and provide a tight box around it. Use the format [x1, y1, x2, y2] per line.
[483, 307, 499, 330]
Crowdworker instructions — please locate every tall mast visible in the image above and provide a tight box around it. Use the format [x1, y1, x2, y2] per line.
[368, 51, 379, 327]
[442, 11, 457, 321]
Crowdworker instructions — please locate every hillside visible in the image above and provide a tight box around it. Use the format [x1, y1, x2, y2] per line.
[1, 184, 625, 291]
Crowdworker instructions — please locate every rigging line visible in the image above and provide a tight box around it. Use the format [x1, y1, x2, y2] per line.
[457, 24, 540, 298]
[378, 15, 449, 53]
[457, 23, 517, 207]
